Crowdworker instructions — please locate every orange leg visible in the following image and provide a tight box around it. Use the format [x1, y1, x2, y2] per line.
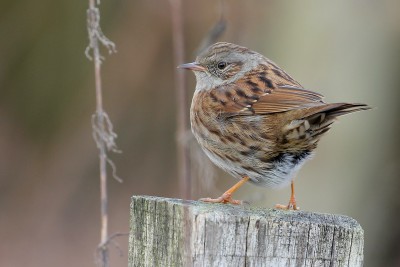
[275, 181, 299, 210]
[199, 176, 250, 205]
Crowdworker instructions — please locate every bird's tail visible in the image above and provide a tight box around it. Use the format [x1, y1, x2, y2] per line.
[285, 102, 372, 144]
[318, 103, 372, 118]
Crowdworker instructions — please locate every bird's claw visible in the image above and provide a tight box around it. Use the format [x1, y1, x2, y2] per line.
[275, 202, 300, 210]
[199, 192, 243, 205]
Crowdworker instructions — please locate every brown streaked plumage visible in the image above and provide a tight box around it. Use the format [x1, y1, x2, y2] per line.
[179, 42, 370, 209]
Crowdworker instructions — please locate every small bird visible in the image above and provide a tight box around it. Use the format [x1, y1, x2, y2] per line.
[179, 42, 370, 210]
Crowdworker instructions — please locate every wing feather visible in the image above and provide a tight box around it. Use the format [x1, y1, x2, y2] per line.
[213, 76, 325, 116]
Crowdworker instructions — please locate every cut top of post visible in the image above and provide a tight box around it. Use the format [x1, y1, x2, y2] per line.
[129, 196, 364, 267]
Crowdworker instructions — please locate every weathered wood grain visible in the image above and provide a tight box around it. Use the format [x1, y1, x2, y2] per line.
[128, 196, 363, 267]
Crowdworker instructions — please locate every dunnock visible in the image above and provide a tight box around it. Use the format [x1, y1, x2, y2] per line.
[179, 42, 370, 210]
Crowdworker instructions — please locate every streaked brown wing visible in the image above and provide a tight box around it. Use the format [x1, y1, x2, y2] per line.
[251, 85, 324, 114]
[213, 79, 325, 117]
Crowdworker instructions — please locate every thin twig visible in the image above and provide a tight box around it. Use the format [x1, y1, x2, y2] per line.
[98, 232, 130, 249]
[170, 0, 191, 200]
[86, 0, 121, 266]
[196, 0, 227, 55]
[95, 233, 129, 266]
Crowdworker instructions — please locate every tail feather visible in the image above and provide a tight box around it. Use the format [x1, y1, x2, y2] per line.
[323, 103, 371, 118]
[282, 102, 370, 145]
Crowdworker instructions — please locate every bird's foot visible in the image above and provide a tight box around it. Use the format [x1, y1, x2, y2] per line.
[275, 199, 299, 210]
[199, 192, 243, 205]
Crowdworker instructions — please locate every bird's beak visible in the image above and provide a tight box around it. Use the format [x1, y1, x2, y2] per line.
[177, 62, 206, 72]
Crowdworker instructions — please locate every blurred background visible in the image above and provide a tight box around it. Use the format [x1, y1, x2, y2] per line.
[0, 1, 399, 266]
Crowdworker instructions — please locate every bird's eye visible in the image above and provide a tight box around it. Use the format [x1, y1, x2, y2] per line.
[217, 61, 227, 70]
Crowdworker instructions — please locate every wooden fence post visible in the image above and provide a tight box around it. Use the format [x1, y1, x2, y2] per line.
[128, 195, 363, 267]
